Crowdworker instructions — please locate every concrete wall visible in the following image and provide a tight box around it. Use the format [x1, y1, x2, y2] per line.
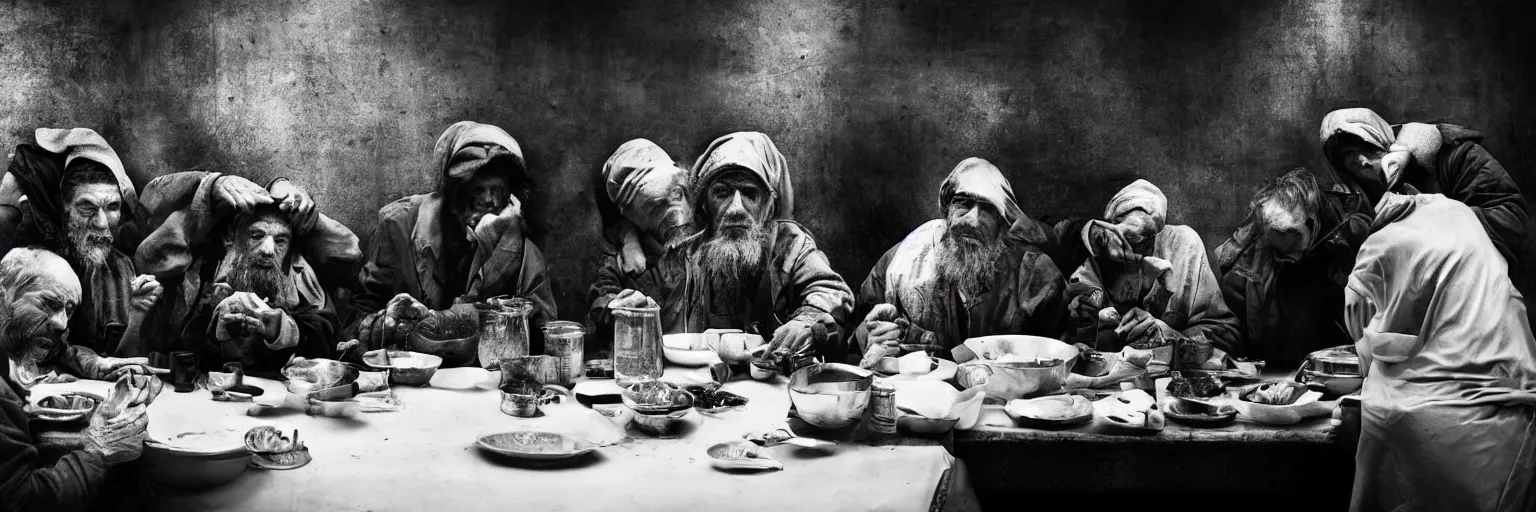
[4, 0, 1533, 324]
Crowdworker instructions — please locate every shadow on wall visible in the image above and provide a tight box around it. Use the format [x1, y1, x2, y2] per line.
[1, 0, 1533, 322]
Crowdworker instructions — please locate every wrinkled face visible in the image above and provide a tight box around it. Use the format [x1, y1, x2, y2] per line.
[224, 215, 293, 302]
[624, 166, 693, 244]
[1259, 200, 1315, 264]
[0, 258, 81, 363]
[455, 169, 511, 229]
[64, 183, 122, 268]
[943, 192, 1003, 245]
[705, 170, 768, 237]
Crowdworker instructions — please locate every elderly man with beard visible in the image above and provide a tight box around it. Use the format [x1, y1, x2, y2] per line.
[587, 139, 696, 343]
[1065, 180, 1239, 366]
[853, 158, 1067, 365]
[344, 122, 556, 367]
[1213, 168, 1371, 369]
[1, 248, 159, 512]
[670, 132, 853, 362]
[133, 169, 356, 374]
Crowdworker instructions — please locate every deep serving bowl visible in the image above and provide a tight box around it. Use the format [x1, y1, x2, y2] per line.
[363, 350, 444, 386]
[788, 363, 874, 429]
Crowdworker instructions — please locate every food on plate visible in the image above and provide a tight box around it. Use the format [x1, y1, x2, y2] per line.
[686, 385, 749, 411]
[1007, 395, 1093, 421]
[1166, 371, 1225, 399]
[281, 357, 357, 389]
[707, 441, 782, 471]
[37, 393, 98, 412]
[1242, 381, 1306, 406]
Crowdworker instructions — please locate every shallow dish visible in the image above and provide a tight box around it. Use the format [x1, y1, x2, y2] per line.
[1231, 387, 1330, 426]
[1004, 395, 1094, 429]
[362, 350, 443, 386]
[143, 427, 251, 489]
[621, 380, 695, 414]
[30, 392, 103, 424]
[1163, 398, 1238, 428]
[897, 415, 960, 435]
[707, 441, 782, 472]
[250, 447, 311, 470]
[476, 431, 598, 461]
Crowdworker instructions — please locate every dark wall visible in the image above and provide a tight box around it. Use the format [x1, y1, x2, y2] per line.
[4, 0, 1533, 324]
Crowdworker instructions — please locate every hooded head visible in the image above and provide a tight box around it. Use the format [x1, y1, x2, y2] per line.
[936, 158, 1038, 294]
[1319, 108, 1443, 207]
[602, 139, 693, 245]
[1103, 179, 1168, 255]
[432, 121, 530, 234]
[16, 128, 138, 269]
[0, 248, 81, 365]
[690, 132, 792, 281]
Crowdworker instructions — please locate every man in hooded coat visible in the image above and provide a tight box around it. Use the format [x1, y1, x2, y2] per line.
[1319, 107, 1529, 293]
[347, 122, 557, 366]
[1341, 146, 1536, 512]
[586, 139, 696, 346]
[1212, 168, 1371, 369]
[1065, 180, 1239, 361]
[852, 158, 1067, 364]
[674, 132, 853, 360]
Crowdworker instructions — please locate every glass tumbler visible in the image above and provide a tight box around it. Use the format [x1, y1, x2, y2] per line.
[612, 305, 662, 386]
[478, 297, 533, 370]
[541, 321, 585, 387]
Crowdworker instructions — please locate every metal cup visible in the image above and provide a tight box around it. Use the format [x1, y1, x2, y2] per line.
[170, 351, 199, 393]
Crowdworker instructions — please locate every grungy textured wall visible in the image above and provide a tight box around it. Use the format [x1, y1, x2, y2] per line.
[2, 0, 1533, 324]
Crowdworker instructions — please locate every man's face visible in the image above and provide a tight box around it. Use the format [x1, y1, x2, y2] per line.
[625, 167, 693, 245]
[940, 194, 1004, 294]
[696, 170, 769, 281]
[1340, 144, 1388, 192]
[1259, 200, 1315, 264]
[1, 258, 80, 363]
[1114, 209, 1158, 254]
[455, 169, 512, 229]
[64, 183, 122, 268]
[704, 171, 768, 237]
[225, 215, 293, 301]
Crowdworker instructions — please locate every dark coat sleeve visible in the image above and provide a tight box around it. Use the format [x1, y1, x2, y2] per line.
[1217, 253, 1253, 358]
[585, 247, 624, 334]
[847, 244, 899, 355]
[349, 201, 414, 337]
[778, 224, 855, 357]
[1439, 142, 1529, 271]
[0, 387, 108, 512]
[1017, 249, 1070, 341]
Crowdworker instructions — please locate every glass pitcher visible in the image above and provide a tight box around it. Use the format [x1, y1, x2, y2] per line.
[612, 304, 663, 386]
[478, 296, 533, 370]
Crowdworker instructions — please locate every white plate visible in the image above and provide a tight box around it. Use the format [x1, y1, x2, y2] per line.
[476, 431, 598, 461]
[877, 358, 959, 382]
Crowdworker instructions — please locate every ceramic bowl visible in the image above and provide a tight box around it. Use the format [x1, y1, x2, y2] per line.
[632, 409, 690, 437]
[662, 334, 720, 367]
[1299, 370, 1364, 396]
[788, 363, 873, 429]
[142, 428, 250, 490]
[362, 350, 443, 386]
[621, 380, 695, 415]
[30, 392, 103, 424]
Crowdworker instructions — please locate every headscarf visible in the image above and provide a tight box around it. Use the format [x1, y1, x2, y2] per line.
[1319, 108, 1444, 195]
[1103, 179, 1168, 232]
[938, 157, 1049, 247]
[603, 138, 686, 217]
[9, 128, 140, 243]
[691, 132, 793, 222]
[432, 121, 527, 190]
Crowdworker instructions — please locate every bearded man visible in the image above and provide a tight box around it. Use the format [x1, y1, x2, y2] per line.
[0, 129, 161, 361]
[1065, 180, 1238, 366]
[133, 168, 358, 374]
[346, 122, 556, 367]
[1213, 168, 1371, 369]
[853, 158, 1067, 365]
[672, 131, 852, 360]
[1, 248, 159, 512]
[587, 139, 696, 343]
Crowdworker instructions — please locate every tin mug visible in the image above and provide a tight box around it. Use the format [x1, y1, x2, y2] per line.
[170, 351, 200, 393]
[498, 380, 573, 418]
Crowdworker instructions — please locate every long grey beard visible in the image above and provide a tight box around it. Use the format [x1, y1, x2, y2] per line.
[68, 226, 113, 270]
[696, 225, 767, 283]
[225, 253, 292, 303]
[938, 231, 1002, 297]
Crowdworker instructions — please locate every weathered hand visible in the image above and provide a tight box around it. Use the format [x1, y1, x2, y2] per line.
[608, 289, 653, 311]
[267, 179, 314, 218]
[1115, 308, 1176, 345]
[469, 194, 523, 247]
[768, 320, 822, 358]
[95, 357, 163, 383]
[214, 175, 273, 213]
[128, 274, 162, 315]
[1088, 220, 1141, 264]
[85, 405, 148, 467]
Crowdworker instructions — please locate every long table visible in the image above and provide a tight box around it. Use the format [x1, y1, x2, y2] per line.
[29, 367, 975, 512]
[955, 371, 1358, 498]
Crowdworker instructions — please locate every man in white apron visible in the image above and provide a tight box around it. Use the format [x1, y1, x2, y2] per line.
[1344, 137, 1536, 511]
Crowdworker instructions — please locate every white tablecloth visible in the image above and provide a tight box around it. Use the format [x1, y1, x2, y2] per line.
[31, 367, 958, 512]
